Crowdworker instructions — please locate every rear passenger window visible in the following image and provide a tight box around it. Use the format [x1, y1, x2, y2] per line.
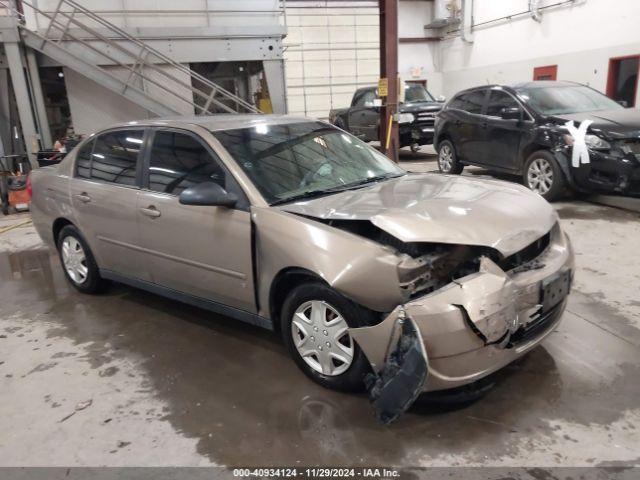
[90, 130, 143, 186]
[446, 90, 486, 114]
[447, 94, 467, 111]
[75, 140, 94, 179]
[463, 90, 486, 114]
[147, 131, 225, 195]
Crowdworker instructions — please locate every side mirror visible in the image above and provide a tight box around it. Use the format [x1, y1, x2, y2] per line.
[500, 106, 522, 120]
[617, 100, 629, 108]
[436, 95, 446, 103]
[179, 181, 238, 208]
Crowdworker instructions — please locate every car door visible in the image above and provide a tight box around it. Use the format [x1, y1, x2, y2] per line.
[348, 89, 379, 141]
[481, 89, 530, 170]
[451, 89, 489, 164]
[136, 128, 256, 313]
[69, 128, 149, 280]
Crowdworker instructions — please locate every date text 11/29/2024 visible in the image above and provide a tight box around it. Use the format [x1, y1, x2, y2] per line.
[233, 468, 400, 478]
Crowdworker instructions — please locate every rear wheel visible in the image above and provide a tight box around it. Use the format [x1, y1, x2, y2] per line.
[523, 151, 565, 201]
[281, 282, 374, 392]
[57, 225, 105, 293]
[437, 140, 464, 174]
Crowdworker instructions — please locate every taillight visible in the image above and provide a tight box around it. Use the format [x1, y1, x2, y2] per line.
[26, 172, 33, 198]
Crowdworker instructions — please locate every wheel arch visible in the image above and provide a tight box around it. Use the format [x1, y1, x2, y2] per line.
[524, 147, 572, 186]
[434, 131, 453, 151]
[52, 217, 75, 243]
[269, 267, 327, 331]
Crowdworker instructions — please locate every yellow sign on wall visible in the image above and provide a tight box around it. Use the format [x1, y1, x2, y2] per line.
[378, 78, 388, 97]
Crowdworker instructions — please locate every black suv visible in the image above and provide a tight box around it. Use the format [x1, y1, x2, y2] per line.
[434, 81, 640, 200]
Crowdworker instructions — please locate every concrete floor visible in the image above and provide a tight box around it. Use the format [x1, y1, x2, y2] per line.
[1, 164, 640, 468]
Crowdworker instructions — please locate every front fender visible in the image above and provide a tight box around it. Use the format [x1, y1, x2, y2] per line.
[252, 207, 405, 318]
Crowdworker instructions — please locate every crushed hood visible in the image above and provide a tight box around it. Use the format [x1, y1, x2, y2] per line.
[551, 108, 640, 139]
[278, 173, 557, 257]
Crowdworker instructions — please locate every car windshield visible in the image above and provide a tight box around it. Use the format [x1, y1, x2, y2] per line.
[517, 85, 623, 115]
[212, 121, 405, 205]
[404, 84, 435, 103]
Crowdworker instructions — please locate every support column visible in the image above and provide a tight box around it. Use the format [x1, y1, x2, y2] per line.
[379, 0, 399, 162]
[26, 48, 52, 149]
[4, 41, 39, 168]
[0, 69, 10, 157]
[263, 59, 288, 114]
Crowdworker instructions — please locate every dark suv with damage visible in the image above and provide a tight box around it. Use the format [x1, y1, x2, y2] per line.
[434, 81, 640, 200]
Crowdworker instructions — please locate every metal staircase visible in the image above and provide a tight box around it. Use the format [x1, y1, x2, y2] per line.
[0, 0, 261, 116]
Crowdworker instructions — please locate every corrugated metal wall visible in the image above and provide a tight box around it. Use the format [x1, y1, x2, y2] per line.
[284, 1, 379, 119]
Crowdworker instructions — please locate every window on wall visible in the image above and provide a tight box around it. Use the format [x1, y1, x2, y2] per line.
[89, 130, 143, 186]
[147, 131, 225, 195]
[607, 56, 639, 107]
[533, 65, 558, 81]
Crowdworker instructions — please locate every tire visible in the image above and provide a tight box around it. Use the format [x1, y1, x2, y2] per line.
[523, 150, 566, 201]
[56, 225, 105, 293]
[281, 282, 374, 392]
[437, 139, 464, 174]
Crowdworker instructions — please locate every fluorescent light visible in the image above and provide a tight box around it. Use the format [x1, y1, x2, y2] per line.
[126, 137, 143, 144]
[92, 153, 105, 159]
[149, 167, 176, 174]
[255, 124, 268, 134]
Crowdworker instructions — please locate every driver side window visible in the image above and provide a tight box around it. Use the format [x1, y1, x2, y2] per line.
[486, 90, 521, 117]
[147, 130, 225, 195]
[355, 90, 376, 107]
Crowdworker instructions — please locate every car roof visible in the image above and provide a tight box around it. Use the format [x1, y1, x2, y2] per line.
[100, 114, 318, 133]
[508, 80, 582, 90]
[451, 80, 584, 97]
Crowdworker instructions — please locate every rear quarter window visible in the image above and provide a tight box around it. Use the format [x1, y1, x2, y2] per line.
[89, 130, 144, 186]
[75, 140, 94, 179]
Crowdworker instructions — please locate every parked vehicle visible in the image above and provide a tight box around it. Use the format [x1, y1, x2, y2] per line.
[434, 81, 640, 200]
[329, 83, 444, 151]
[30, 115, 573, 420]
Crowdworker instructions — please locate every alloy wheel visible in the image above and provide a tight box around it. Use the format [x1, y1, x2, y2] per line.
[291, 300, 354, 376]
[438, 144, 453, 172]
[527, 157, 554, 195]
[61, 237, 88, 284]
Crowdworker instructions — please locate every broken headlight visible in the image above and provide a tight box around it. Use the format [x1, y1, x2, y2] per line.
[564, 133, 611, 151]
[396, 244, 485, 298]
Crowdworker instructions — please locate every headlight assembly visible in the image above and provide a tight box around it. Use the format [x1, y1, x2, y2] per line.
[584, 134, 611, 151]
[563, 133, 611, 151]
[396, 113, 415, 124]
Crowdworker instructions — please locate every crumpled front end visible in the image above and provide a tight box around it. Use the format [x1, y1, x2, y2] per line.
[350, 223, 574, 402]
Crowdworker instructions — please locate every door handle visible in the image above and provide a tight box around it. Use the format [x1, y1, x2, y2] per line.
[480, 122, 488, 129]
[140, 206, 161, 218]
[454, 120, 462, 126]
[74, 192, 91, 203]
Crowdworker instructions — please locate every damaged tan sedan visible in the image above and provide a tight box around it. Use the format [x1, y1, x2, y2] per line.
[30, 116, 573, 422]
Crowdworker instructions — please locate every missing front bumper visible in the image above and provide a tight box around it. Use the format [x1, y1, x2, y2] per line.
[349, 231, 574, 421]
[361, 314, 428, 424]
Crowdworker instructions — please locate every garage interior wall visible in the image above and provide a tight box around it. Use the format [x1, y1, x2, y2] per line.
[438, 0, 640, 102]
[284, 1, 380, 119]
[398, 0, 443, 97]
[12, 0, 285, 137]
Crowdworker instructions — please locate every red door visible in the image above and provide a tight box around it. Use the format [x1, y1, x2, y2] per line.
[606, 55, 639, 107]
[533, 65, 558, 81]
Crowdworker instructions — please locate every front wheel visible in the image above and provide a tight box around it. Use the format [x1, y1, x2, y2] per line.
[523, 151, 565, 201]
[281, 282, 374, 392]
[437, 140, 464, 174]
